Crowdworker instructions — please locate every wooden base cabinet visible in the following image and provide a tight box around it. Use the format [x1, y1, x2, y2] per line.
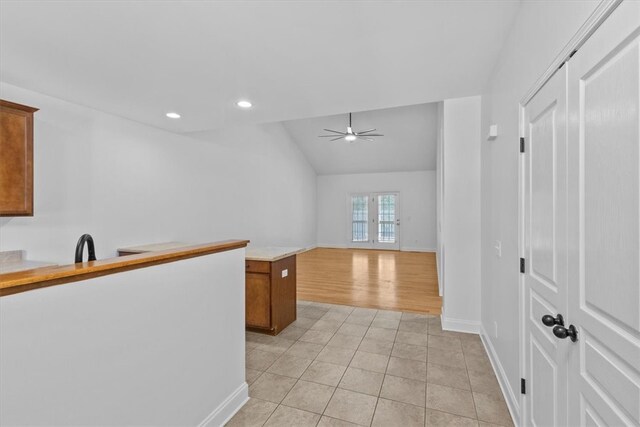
[245, 255, 296, 335]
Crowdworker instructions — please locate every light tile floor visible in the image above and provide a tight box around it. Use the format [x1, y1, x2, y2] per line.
[227, 301, 513, 427]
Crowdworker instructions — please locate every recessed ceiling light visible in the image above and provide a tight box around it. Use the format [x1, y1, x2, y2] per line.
[166, 112, 181, 119]
[236, 100, 252, 109]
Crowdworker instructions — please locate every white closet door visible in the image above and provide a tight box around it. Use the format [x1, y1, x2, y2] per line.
[567, 1, 640, 425]
[522, 65, 570, 427]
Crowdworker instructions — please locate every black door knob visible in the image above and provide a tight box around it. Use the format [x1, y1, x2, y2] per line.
[542, 313, 564, 327]
[553, 325, 578, 342]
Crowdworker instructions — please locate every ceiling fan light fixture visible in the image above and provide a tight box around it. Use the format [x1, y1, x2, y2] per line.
[318, 112, 384, 143]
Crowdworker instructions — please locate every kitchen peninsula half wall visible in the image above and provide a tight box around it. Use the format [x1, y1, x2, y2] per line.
[0, 240, 249, 426]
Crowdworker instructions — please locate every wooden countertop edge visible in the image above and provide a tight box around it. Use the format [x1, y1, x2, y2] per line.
[0, 239, 249, 297]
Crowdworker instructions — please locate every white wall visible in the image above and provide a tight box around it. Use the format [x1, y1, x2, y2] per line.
[0, 83, 317, 264]
[441, 96, 481, 332]
[480, 1, 599, 421]
[317, 171, 436, 251]
[1, 249, 246, 426]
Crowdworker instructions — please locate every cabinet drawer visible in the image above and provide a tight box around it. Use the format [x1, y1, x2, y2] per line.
[246, 260, 270, 274]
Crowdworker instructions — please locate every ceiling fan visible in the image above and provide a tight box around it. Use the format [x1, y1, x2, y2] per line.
[318, 113, 384, 142]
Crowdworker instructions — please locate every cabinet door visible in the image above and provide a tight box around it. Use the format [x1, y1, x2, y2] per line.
[246, 272, 271, 328]
[271, 256, 297, 333]
[0, 101, 37, 216]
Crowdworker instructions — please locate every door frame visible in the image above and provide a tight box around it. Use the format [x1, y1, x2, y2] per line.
[518, 102, 527, 426]
[347, 191, 401, 250]
[516, 3, 623, 426]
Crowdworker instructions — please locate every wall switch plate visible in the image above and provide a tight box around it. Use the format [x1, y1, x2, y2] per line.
[494, 240, 502, 258]
[487, 124, 498, 140]
[281, 269, 288, 278]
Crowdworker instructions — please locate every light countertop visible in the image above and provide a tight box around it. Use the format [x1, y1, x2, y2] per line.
[116, 242, 303, 262]
[117, 242, 190, 254]
[0, 251, 56, 275]
[245, 246, 304, 262]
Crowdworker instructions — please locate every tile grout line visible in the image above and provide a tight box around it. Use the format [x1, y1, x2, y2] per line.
[369, 328, 397, 427]
[315, 305, 367, 425]
[315, 328, 360, 426]
[250, 308, 333, 426]
[267, 304, 358, 426]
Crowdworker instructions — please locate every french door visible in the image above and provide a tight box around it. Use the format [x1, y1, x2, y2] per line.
[521, 2, 640, 426]
[349, 192, 400, 250]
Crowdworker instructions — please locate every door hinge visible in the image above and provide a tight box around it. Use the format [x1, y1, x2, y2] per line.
[520, 137, 525, 153]
[521, 378, 526, 394]
[520, 258, 525, 273]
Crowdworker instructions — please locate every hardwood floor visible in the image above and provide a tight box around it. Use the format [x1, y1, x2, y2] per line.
[297, 248, 442, 314]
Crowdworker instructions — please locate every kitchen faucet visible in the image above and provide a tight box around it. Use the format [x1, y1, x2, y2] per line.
[75, 234, 96, 263]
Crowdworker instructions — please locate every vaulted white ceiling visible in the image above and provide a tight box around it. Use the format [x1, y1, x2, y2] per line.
[0, 1, 519, 133]
[283, 103, 438, 175]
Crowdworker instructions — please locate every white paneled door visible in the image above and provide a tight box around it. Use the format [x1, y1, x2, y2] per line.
[521, 2, 640, 426]
[522, 64, 570, 427]
[349, 193, 400, 250]
[567, 2, 640, 425]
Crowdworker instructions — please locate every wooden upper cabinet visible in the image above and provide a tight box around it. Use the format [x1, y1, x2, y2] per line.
[0, 100, 38, 216]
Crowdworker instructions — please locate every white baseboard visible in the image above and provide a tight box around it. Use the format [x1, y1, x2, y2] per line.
[440, 316, 481, 334]
[199, 382, 249, 427]
[400, 247, 436, 253]
[479, 326, 520, 427]
[316, 244, 435, 253]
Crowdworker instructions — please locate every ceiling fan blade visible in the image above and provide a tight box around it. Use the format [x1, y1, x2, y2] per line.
[323, 129, 347, 135]
[330, 136, 344, 141]
[356, 129, 376, 134]
[360, 137, 375, 142]
[319, 135, 345, 137]
[357, 134, 383, 137]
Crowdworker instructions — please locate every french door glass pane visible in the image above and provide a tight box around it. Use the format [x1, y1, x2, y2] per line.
[351, 195, 369, 242]
[378, 194, 396, 243]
